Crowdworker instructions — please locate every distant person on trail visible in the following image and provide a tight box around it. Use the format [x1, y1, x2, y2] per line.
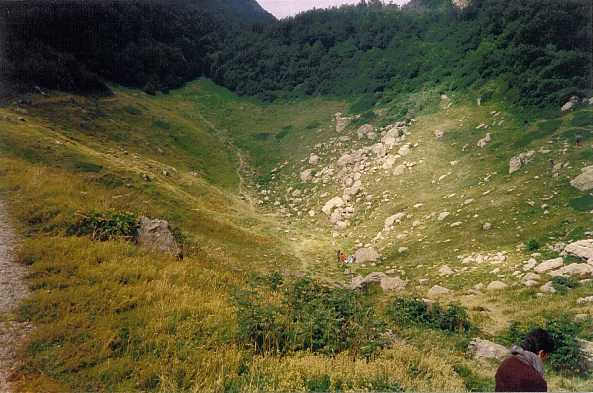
[576, 133, 583, 147]
[336, 250, 346, 264]
[495, 328, 555, 392]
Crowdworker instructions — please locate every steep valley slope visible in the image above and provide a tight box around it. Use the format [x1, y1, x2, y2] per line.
[0, 79, 592, 391]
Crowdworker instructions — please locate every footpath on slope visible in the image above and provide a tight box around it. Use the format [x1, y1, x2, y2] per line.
[0, 200, 29, 392]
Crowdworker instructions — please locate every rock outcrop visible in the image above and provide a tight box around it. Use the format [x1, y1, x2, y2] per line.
[136, 217, 181, 258]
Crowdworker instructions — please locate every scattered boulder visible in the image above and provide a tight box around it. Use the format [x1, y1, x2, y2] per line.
[300, 169, 313, 182]
[136, 217, 181, 258]
[477, 133, 492, 148]
[539, 281, 556, 293]
[561, 96, 580, 112]
[577, 296, 593, 305]
[509, 151, 536, 174]
[398, 144, 411, 156]
[439, 265, 454, 276]
[434, 129, 444, 139]
[354, 247, 380, 264]
[522, 258, 538, 271]
[351, 272, 407, 291]
[335, 113, 351, 133]
[577, 339, 593, 370]
[564, 239, 593, 262]
[322, 197, 344, 215]
[337, 153, 354, 167]
[483, 222, 492, 231]
[437, 211, 450, 221]
[468, 338, 510, 361]
[384, 212, 405, 230]
[570, 165, 593, 192]
[534, 257, 564, 274]
[357, 124, 374, 138]
[427, 285, 450, 297]
[308, 154, 320, 165]
[392, 164, 406, 176]
[487, 281, 508, 291]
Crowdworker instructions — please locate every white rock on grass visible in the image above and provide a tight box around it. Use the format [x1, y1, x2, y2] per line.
[468, 338, 510, 361]
[534, 257, 564, 274]
[427, 285, 450, 297]
[509, 151, 535, 175]
[483, 222, 492, 231]
[437, 211, 450, 221]
[308, 154, 320, 165]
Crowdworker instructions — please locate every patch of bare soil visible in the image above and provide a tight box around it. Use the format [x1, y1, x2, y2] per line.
[0, 200, 30, 392]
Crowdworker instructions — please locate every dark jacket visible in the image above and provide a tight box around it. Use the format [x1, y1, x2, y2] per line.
[495, 356, 547, 392]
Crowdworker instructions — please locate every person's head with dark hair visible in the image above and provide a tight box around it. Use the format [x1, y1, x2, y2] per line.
[522, 328, 555, 359]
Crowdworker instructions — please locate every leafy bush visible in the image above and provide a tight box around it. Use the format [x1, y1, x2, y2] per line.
[233, 277, 387, 358]
[499, 315, 589, 375]
[67, 211, 139, 241]
[527, 239, 541, 251]
[387, 298, 473, 334]
[551, 276, 580, 294]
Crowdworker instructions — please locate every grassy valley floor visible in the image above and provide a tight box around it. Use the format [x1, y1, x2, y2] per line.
[0, 79, 592, 391]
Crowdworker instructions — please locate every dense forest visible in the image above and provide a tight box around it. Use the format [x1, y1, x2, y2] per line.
[0, 0, 591, 106]
[213, 0, 592, 105]
[0, 0, 273, 94]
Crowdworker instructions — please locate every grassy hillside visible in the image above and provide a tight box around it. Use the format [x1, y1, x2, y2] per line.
[1, 79, 592, 391]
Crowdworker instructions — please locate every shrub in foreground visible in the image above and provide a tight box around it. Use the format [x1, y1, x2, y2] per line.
[233, 276, 388, 358]
[387, 298, 474, 334]
[67, 210, 139, 241]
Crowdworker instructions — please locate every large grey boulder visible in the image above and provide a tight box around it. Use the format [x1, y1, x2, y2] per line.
[570, 166, 593, 192]
[468, 338, 510, 361]
[136, 217, 181, 258]
[549, 263, 593, 278]
[565, 239, 593, 263]
[354, 247, 380, 263]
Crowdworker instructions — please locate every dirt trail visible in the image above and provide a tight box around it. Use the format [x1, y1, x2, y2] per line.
[0, 200, 29, 392]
